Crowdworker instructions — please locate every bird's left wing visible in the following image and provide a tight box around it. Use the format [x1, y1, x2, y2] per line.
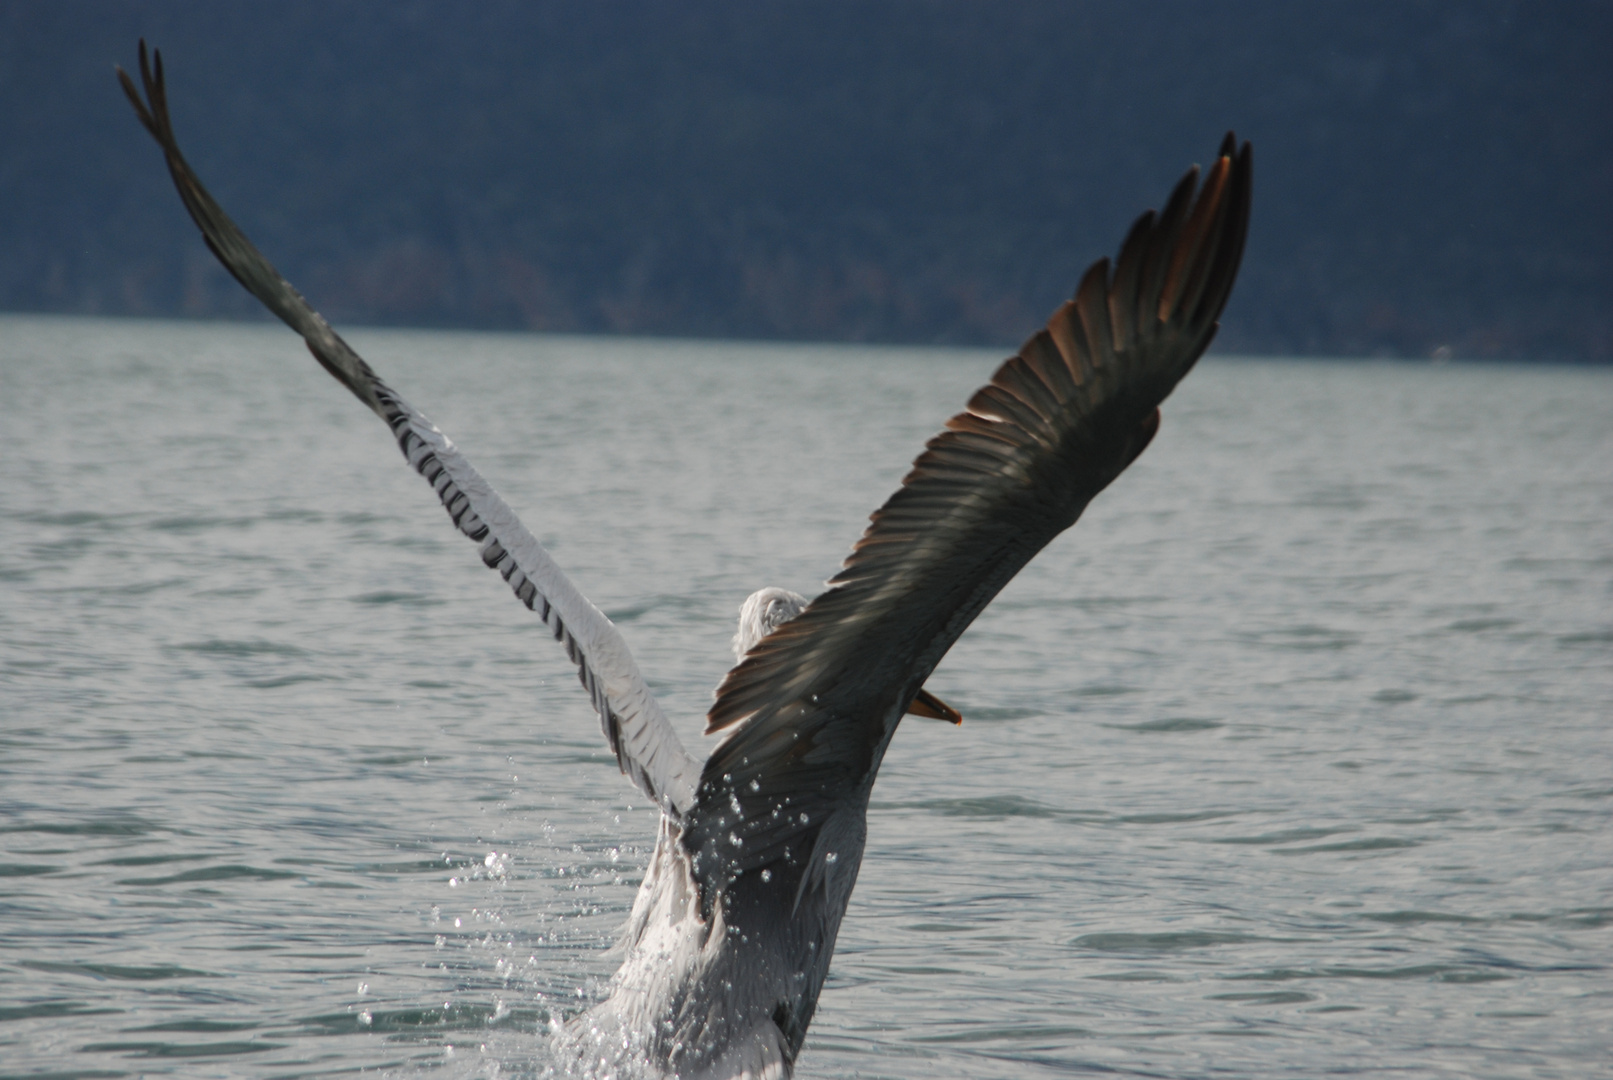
[118, 42, 700, 817]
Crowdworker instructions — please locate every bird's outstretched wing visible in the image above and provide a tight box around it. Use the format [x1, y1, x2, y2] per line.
[688, 137, 1250, 893]
[119, 42, 700, 817]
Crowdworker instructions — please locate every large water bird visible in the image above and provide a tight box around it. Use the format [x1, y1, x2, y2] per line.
[121, 41, 1250, 1079]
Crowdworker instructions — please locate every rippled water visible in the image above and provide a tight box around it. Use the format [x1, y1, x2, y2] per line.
[2, 314, 1610, 1078]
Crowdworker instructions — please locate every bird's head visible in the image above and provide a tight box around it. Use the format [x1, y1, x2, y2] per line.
[732, 586, 808, 661]
[729, 585, 962, 724]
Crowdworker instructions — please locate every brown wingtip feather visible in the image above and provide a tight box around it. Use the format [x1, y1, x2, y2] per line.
[1158, 154, 1231, 319]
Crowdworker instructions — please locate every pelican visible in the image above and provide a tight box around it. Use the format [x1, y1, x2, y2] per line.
[121, 42, 1250, 1079]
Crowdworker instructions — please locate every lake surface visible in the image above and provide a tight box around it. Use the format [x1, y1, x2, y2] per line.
[2, 314, 1609, 1079]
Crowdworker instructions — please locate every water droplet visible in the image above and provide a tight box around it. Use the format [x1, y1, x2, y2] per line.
[357, 981, 369, 996]
[799, 812, 809, 824]
[825, 851, 838, 864]
[749, 779, 760, 792]
[728, 832, 743, 847]
[760, 869, 772, 882]
[358, 1009, 372, 1026]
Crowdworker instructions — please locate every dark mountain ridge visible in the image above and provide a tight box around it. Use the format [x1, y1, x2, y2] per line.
[2, 1, 1608, 360]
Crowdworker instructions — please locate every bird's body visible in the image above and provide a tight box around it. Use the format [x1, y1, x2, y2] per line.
[120, 42, 1250, 1080]
[570, 812, 856, 1078]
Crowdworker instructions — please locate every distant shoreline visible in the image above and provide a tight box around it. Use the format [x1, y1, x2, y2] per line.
[4, 311, 1605, 366]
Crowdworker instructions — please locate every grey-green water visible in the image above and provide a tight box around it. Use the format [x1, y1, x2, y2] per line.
[2, 314, 1610, 1078]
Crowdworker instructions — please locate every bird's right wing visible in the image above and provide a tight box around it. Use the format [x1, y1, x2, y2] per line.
[118, 42, 700, 817]
[686, 137, 1250, 894]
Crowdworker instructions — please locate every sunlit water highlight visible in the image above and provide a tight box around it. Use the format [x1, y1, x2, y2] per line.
[1, 315, 1610, 1078]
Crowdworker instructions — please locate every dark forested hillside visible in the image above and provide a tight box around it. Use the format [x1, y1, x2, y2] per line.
[2, 1, 1608, 360]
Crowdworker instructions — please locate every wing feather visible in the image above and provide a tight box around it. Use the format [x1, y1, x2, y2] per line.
[686, 138, 1250, 893]
[119, 43, 700, 817]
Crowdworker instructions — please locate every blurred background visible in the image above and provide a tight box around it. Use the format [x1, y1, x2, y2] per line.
[2, 0, 1608, 361]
